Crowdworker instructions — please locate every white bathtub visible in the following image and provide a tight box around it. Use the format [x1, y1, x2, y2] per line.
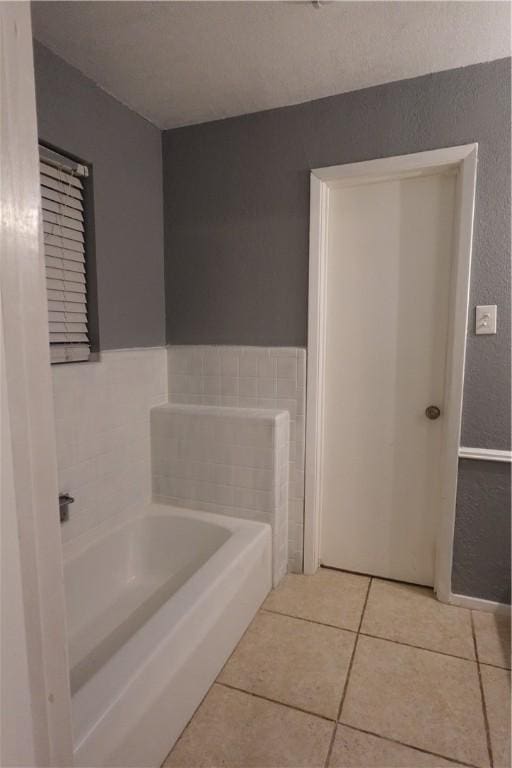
[64, 503, 272, 767]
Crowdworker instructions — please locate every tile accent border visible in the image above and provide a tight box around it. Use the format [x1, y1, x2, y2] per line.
[167, 346, 306, 572]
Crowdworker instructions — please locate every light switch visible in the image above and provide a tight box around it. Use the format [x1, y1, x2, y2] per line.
[475, 305, 497, 335]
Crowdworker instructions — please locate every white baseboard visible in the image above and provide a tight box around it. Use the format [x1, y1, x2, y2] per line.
[458, 447, 512, 462]
[448, 591, 511, 614]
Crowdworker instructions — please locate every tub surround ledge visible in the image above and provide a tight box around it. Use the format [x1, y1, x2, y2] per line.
[151, 402, 289, 585]
[166, 345, 306, 572]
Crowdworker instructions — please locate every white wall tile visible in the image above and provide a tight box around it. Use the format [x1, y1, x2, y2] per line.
[276, 377, 298, 398]
[258, 378, 276, 397]
[257, 355, 276, 379]
[52, 347, 167, 544]
[203, 348, 221, 376]
[239, 351, 259, 377]
[166, 346, 306, 572]
[204, 376, 221, 396]
[276, 356, 297, 380]
[220, 350, 239, 378]
[270, 347, 297, 358]
[151, 402, 289, 585]
[220, 376, 239, 396]
[168, 373, 203, 396]
[239, 377, 258, 397]
[55, 342, 305, 573]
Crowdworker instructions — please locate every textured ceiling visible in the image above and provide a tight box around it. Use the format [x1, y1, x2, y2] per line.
[31, 1, 511, 129]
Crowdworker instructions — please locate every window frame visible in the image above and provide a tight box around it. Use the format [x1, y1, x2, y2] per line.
[39, 142, 100, 363]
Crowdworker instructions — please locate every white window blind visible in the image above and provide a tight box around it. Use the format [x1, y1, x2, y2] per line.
[39, 146, 90, 363]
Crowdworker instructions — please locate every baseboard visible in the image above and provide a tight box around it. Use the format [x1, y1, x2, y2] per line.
[458, 446, 512, 462]
[448, 591, 511, 614]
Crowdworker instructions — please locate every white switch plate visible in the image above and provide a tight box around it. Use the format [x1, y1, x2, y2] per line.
[475, 305, 497, 335]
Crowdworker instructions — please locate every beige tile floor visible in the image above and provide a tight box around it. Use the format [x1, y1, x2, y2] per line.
[164, 570, 511, 768]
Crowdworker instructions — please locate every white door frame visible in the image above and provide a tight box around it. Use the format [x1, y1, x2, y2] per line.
[304, 144, 478, 604]
[1, 3, 74, 764]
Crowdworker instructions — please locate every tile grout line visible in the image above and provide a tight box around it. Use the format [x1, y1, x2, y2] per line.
[261, 607, 480, 665]
[215, 681, 336, 723]
[261, 607, 359, 632]
[358, 631, 479, 664]
[217, 681, 482, 768]
[479, 660, 512, 671]
[323, 576, 373, 768]
[165, 575, 500, 768]
[217, 680, 483, 768]
[337, 722, 482, 768]
[470, 611, 494, 768]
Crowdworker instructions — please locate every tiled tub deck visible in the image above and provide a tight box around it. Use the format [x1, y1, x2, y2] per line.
[151, 403, 290, 585]
[167, 346, 306, 572]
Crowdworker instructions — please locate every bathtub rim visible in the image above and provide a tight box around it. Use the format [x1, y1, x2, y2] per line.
[65, 503, 272, 756]
[62, 501, 265, 563]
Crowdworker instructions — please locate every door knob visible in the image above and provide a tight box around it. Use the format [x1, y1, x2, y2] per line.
[425, 405, 441, 420]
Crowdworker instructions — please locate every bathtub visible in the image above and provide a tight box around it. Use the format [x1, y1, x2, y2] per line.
[64, 503, 272, 767]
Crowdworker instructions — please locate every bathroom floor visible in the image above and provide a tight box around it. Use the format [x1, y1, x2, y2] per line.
[163, 569, 511, 768]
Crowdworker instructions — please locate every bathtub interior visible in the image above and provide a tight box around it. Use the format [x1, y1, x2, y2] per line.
[65, 514, 231, 693]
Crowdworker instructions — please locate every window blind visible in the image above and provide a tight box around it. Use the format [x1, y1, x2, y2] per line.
[39, 147, 90, 363]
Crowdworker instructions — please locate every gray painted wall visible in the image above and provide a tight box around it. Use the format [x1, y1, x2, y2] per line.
[33, 41, 165, 350]
[452, 460, 511, 604]
[163, 58, 511, 602]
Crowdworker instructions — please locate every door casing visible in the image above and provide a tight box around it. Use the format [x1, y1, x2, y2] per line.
[304, 144, 478, 604]
[1, 3, 74, 764]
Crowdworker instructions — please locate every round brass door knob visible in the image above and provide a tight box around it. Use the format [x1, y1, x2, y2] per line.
[425, 405, 441, 420]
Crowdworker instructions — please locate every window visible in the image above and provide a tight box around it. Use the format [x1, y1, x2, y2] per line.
[39, 145, 91, 363]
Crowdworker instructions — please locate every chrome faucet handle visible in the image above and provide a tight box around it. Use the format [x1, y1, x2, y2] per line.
[59, 493, 74, 523]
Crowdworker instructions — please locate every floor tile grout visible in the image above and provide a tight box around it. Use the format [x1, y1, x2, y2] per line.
[324, 576, 373, 768]
[261, 607, 360, 633]
[337, 722, 482, 768]
[358, 630, 478, 663]
[215, 680, 337, 723]
[217, 664, 486, 768]
[218, 679, 484, 768]
[471, 611, 494, 768]
[321, 565, 446, 595]
[262, 607, 481, 665]
[165, 570, 509, 768]
[478, 660, 512, 671]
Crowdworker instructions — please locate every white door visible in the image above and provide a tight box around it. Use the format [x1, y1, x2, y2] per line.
[320, 171, 456, 586]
